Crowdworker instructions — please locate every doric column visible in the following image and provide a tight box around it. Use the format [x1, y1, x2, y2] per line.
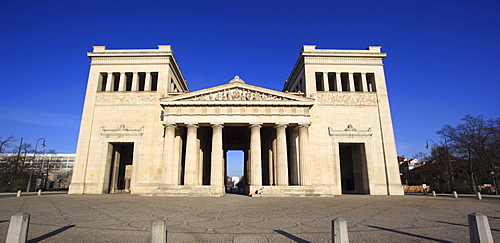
[348, 72, 355, 92]
[162, 123, 176, 184]
[210, 124, 224, 193]
[336, 72, 342, 91]
[323, 72, 330, 91]
[173, 127, 183, 185]
[145, 72, 152, 91]
[361, 73, 368, 92]
[249, 124, 263, 187]
[118, 72, 126, 91]
[184, 124, 199, 185]
[298, 123, 311, 185]
[132, 72, 139, 91]
[289, 127, 299, 185]
[106, 72, 114, 91]
[275, 123, 289, 186]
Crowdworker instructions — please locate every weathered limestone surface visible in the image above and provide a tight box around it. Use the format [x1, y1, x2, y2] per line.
[69, 45, 403, 196]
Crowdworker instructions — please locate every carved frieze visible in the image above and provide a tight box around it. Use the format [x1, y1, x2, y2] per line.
[100, 124, 144, 138]
[329, 125, 372, 138]
[95, 93, 156, 106]
[186, 88, 291, 101]
[316, 93, 377, 106]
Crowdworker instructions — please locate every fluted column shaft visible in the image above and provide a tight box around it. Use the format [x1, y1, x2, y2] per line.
[106, 72, 114, 91]
[361, 73, 368, 92]
[162, 123, 176, 184]
[336, 72, 342, 91]
[348, 72, 355, 92]
[323, 72, 330, 91]
[250, 124, 262, 187]
[132, 72, 139, 91]
[184, 124, 199, 185]
[298, 124, 311, 185]
[275, 124, 289, 186]
[210, 124, 224, 192]
[118, 72, 126, 91]
[145, 72, 152, 91]
[289, 127, 299, 185]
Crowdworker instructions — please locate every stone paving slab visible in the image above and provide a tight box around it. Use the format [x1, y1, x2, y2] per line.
[0, 193, 498, 242]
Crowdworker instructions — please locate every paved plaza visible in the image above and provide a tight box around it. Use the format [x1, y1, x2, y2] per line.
[0, 192, 498, 242]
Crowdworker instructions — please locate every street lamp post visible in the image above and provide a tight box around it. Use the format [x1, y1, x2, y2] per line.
[492, 171, 498, 195]
[426, 139, 445, 193]
[26, 138, 46, 192]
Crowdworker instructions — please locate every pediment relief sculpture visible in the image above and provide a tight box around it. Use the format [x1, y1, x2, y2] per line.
[186, 87, 292, 101]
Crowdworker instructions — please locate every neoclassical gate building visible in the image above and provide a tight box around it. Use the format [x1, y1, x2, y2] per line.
[69, 45, 403, 196]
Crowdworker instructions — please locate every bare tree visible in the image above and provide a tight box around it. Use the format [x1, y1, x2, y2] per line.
[0, 135, 15, 153]
[437, 115, 500, 193]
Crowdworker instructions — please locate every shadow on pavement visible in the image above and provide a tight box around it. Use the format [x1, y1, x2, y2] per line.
[274, 229, 310, 243]
[0, 220, 8, 224]
[28, 225, 75, 243]
[367, 225, 453, 243]
[436, 220, 500, 232]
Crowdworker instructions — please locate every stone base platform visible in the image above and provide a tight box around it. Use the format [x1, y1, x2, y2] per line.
[250, 186, 335, 197]
[140, 185, 335, 197]
[140, 185, 223, 197]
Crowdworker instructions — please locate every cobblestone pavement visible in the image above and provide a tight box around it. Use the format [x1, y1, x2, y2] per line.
[0, 193, 498, 242]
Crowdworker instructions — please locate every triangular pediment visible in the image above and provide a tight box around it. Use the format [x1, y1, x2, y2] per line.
[163, 82, 313, 103]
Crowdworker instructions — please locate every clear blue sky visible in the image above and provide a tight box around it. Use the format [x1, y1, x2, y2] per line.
[1, 1, 499, 177]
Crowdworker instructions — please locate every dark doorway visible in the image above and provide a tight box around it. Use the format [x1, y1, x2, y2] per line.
[339, 143, 369, 194]
[108, 142, 134, 193]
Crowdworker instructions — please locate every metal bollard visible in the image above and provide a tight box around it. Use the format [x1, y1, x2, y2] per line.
[6, 212, 30, 243]
[331, 218, 348, 243]
[432, 190, 436, 197]
[476, 192, 482, 200]
[37, 190, 42, 196]
[453, 191, 458, 198]
[16, 190, 21, 197]
[468, 212, 493, 243]
[151, 219, 167, 243]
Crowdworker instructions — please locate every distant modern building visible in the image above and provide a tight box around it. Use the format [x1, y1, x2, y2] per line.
[0, 153, 74, 173]
[69, 45, 403, 196]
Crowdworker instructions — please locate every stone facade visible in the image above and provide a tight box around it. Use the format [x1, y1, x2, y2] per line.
[69, 45, 403, 196]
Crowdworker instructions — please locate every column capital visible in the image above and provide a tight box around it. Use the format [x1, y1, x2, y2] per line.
[186, 123, 199, 128]
[298, 123, 311, 128]
[274, 123, 288, 129]
[211, 123, 224, 128]
[249, 123, 262, 129]
[162, 123, 177, 129]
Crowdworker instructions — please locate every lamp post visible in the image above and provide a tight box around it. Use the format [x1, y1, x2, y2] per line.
[426, 139, 444, 193]
[492, 171, 498, 195]
[26, 138, 46, 192]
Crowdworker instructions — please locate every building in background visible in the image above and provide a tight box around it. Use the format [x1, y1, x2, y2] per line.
[69, 45, 403, 196]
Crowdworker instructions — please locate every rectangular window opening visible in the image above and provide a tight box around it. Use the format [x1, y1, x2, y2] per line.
[315, 72, 324, 91]
[138, 72, 146, 91]
[112, 73, 120, 91]
[99, 73, 108, 91]
[151, 72, 158, 91]
[366, 73, 376, 92]
[353, 73, 363, 91]
[328, 72, 337, 91]
[341, 73, 349, 91]
[125, 73, 133, 91]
